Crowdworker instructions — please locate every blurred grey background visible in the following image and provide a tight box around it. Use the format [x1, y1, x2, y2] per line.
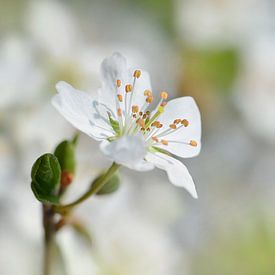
[1, 0, 275, 274]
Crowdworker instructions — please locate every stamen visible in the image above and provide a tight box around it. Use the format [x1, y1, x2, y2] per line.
[157, 105, 165, 114]
[116, 79, 121, 87]
[156, 123, 185, 138]
[169, 124, 177, 129]
[160, 102, 167, 107]
[146, 127, 151, 131]
[160, 91, 168, 100]
[133, 70, 141, 78]
[137, 118, 145, 128]
[189, 140, 198, 147]
[152, 136, 159, 142]
[117, 108, 122, 117]
[157, 123, 163, 128]
[161, 139, 199, 147]
[117, 94, 123, 102]
[151, 121, 160, 127]
[161, 139, 168, 145]
[146, 111, 150, 116]
[146, 96, 153, 103]
[132, 105, 139, 113]
[115, 80, 124, 130]
[174, 119, 181, 124]
[142, 114, 147, 119]
[133, 114, 137, 118]
[139, 111, 143, 116]
[125, 84, 133, 93]
[181, 119, 189, 127]
[144, 90, 152, 96]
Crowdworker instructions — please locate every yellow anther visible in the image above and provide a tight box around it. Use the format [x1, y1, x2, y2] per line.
[144, 90, 152, 96]
[152, 136, 159, 142]
[174, 119, 181, 124]
[161, 139, 168, 145]
[125, 84, 133, 93]
[160, 91, 168, 100]
[132, 105, 139, 113]
[116, 79, 121, 87]
[117, 94, 123, 102]
[189, 140, 198, 147]
[137, 118, 145, 128]
[117, 108, 122, 116]
[169, 124, 177, 129]
[146, 96, 153, 103]
[181, 119, 189, 127]
[151, 121, 160, 127]
[157, 123, 163, 128]
[133, 70, 141, 78]
[141, 127, 145, 131]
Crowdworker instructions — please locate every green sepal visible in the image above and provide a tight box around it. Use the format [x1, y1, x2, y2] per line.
[92, 172, 120, 195]
[107, 112, 120, 135]
[31, 153, 61, 204]
[54, 140, 76, 174]
[150, 146, 172, 156]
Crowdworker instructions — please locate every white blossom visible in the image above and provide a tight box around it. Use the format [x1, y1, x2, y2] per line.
[52, 53, 201, 198]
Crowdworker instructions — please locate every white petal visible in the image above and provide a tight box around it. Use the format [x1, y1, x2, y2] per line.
[99, 52, 129, 113]
[146, 152, 198, 198]
[100, 135, 153, 171]
[129, 69, 152, 109]
[52, 81, 114, 140]
[155, 96, 201, 158]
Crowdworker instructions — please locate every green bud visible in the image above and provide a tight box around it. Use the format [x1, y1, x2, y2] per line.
[31, 153, 61, 204]
[54, 140, 76, 175]
[92, 172, 120, 195]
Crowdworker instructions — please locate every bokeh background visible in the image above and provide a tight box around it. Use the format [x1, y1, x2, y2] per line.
[1, 0, 275, 274]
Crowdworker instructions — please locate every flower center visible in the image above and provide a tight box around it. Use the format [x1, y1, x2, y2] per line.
[107, 70, 197, 149]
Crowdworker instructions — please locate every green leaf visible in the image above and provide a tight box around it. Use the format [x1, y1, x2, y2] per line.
[107, 112, 120, 135]
[54, 140, 76, 174]
[31, 153, 61, 204]
[92, 172, 120, 195]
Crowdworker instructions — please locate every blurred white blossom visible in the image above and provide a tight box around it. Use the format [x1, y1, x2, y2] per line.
[0, 36, 45, 108]
[234, 37, 275, 144]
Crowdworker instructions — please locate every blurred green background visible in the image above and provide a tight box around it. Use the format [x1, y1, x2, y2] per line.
[1, 0, 275, 274]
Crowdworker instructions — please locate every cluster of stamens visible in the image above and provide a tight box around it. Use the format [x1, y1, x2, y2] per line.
[111, 70, 198, 149]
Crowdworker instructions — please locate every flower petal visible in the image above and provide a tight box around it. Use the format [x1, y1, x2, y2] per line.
[99, 52, 129, 113]
[155, 96, 201, 158]
[52, 81, 114, 140]
[100, 135, 153, 171]
[146, 152, 198, 198]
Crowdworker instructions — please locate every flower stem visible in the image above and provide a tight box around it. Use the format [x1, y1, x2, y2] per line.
[42, 205, 55, 275]
[54, 162, 120, 213]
